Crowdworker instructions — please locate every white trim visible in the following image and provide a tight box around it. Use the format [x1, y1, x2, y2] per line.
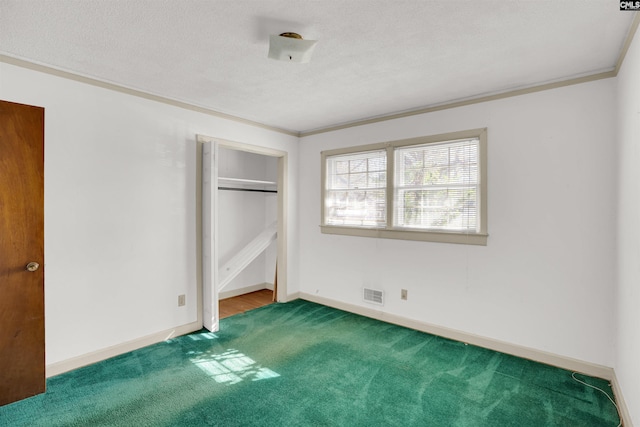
[45, 321, 201, 377]
[200, 140, 219, 332]
[611, 371, 634, 427]
[0, 53, 617, 138]
[282, 291, 300, 303]
[47, 294, 631, 427]
[2, 22, 636, 141]
[195, 138, 204, 329]
[298, 292, 613, 380]
[276, 154, 288, 303]
[196, 135, 288, 304]
[219, 283, 273, 300]
[615, 13, 640, 75]
[320, 225, 489, 245]
[198, 135, 288, 158]
[299, 72, 619, 136]
[0, 54, 299, 137]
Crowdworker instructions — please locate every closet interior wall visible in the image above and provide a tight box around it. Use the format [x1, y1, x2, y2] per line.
[218, 147, 278, 299]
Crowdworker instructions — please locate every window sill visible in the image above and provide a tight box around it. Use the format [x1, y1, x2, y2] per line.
[320, 225, 488, 246]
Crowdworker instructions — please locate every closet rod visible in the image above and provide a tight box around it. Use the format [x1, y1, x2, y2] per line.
[218, 186, 277, 194]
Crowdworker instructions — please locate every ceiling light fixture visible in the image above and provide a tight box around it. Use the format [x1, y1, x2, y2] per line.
[268, 32, 317, 63]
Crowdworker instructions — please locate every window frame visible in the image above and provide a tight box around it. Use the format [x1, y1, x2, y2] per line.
[320, 128, 488, 245]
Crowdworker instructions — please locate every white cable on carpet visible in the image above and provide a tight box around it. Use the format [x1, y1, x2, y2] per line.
[571, 372, 621, 427]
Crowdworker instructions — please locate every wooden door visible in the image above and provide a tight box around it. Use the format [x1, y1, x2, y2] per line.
[0, 100, 45, 406]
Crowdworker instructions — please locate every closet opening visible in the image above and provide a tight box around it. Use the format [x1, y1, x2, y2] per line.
[197, 135, 288, 333]
[217, 147, 278, 317]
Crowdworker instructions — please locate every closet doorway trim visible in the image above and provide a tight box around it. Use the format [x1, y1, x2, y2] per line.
[196, 134, 288, 332]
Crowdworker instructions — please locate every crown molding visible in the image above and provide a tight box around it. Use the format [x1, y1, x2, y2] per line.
[0, 54, 299, 137]
[299, 70, 616, 137]
[614, 12, 640, 75]
[3, 12, 638, 140]
[301, 13, 639, 137]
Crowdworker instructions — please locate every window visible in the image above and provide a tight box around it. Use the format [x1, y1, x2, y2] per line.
[321, 128, 487, 245]
[325, 149, 387, 227]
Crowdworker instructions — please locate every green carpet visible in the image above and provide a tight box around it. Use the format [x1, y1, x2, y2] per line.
[0, 300, 620, 426]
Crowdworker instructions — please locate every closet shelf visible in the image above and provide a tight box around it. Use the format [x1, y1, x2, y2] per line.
[218, 177, 276, 186]
[218, 177, 277, 193]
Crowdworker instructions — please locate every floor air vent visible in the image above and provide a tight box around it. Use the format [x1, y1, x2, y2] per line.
[363, 288, 384, 305]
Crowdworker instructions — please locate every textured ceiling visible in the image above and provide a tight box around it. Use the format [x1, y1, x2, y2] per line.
[0, 1, 635, 134]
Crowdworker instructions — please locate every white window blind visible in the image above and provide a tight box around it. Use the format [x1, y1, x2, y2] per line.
[394, 138, 479, 232]
[325, 150, 387, 227]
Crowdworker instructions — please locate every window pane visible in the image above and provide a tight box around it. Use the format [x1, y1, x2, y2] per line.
[369, 171, 386, 187]
[395, 188, 477, 231]
[350, 172, 367, 189]
[394, 139, 479, 232]
[325, 190, 386, 226]
[335, 160, 348, 174]
[330, 174, 349, 189]
[368, 156, 386, 172]
[325, 150, 387, 227]
[350, 158, 367, 173]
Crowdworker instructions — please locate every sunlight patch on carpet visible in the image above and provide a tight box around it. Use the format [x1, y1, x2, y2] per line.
[187, 331, 218, 341]
[189, 348, 280, 385]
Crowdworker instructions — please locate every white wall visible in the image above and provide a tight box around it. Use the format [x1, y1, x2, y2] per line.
[299, 79, 617, 367]
[218, 148, 278, 295]
[615, 26, 640, 425]
[0, 62, 299, 367]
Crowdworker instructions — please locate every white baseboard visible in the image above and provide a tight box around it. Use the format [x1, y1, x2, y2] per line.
[281, 291, 300, 303]
[301, 289, 633, 425]
[46, 283, 275, 377]
[611, 371, 633, 427]
[45, 320, 202, 377]
[298, 292, 614, 380]
[219, 282, 273, 300]
[43, 293, 631, 426]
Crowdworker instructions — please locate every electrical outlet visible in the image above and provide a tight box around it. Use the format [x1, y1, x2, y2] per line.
[401, 289, 408, 300]
[178, 294, 186, 307]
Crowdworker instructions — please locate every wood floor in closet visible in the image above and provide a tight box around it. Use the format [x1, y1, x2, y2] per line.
[219, 289, 274, 319]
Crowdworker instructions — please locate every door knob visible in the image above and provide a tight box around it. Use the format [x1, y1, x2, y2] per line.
[25, 262, 40, 272]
